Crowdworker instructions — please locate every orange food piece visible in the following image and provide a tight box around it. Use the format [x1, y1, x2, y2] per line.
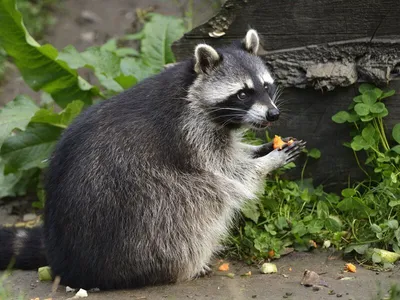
[309, 240, 317, 248]
[268, 250, 275, 258]
[273, 135, 294, 150]
[218, 262, 230, 271]
[273, 135, 286, 150]
[345, 263, 356, 273]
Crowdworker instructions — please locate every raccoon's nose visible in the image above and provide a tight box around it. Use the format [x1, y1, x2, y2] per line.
[266, 108, 280, 121]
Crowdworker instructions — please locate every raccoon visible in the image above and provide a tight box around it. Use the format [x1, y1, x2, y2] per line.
[0, 29, 305, 290]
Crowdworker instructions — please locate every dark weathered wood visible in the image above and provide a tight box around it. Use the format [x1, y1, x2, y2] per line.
[174, 0, 400, 58]
[172, 0, 400, 190]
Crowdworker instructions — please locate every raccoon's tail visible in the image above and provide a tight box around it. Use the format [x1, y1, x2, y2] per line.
[0, 226, 47, 270]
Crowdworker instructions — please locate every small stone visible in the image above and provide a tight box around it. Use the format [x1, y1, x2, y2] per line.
[75, 288, 88, 298]
[336, 294, 343, 298]
[252, 296, 257, 299]
[301, 270, 320, 286]
[77, 10, 102, 24]
[286, 292, 293, 296]
[23, 213, 37, 222]
[80, 32, 95, 43]
[328, 290, 336, 295]
[313, 286, 320, 291]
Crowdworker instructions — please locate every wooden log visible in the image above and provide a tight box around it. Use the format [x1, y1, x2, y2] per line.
[173, 0, 400, 90]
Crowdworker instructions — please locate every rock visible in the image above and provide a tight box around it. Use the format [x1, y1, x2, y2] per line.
[300, 270, 320, 287]
[23, 213, 37, 222]
[80, 32, 96, 43]
[76, 10, 102, 25]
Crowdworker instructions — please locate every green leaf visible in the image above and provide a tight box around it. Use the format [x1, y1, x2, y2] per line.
[57, 45, 86, 69]
[325, 215, 342, 232]
[241, 201, 260, 223]
[392, 124, 400, 144]
[353, 244, 369, 255]
[353, 95, 363, 103]
[370, 102, 385, 114]
[372, 107, 388, 118]
[140, 13, 185, 71]
[341, 188, 356, 198]
[307, 219, 324, 234]
[0, 95, 39, 147]
[388, 220, 399, 230]
[332, 111, 349, 123]
[337, 197, 372, 216]
[308, 148, 321, 159]
[0, 160, 23, 198]
[361, 91, 378, 105]
[291, 221, 307, 237]
[120, 57, 153, 82]
[1, 123, 63, 173]
[372, 252, 382, 263]
[31, 100, 84, 128]
[0, 0, 98, 107]
[358, 83, 375, 94]
[81, 47, 121, 78]
[371, 224, 382, 233]
[391, 145, 400, 154]
[354, 103, 370, 116]
[380, 89, 395, 99]
[114, 48, 139, 57]
[351, 135, 372, 151]
[317, 201, 329, 219]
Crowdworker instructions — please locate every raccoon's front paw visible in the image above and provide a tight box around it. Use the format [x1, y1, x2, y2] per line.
[194, 264, 213, 278]
[278, 140, 306, 164]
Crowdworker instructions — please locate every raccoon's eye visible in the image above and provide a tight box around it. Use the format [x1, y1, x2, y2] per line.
[263, 83, 269, 91]
[237, 91, 247, 100]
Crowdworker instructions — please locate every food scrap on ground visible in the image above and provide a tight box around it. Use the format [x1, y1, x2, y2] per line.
[260, 262, 277, 274]
[38, 266, 52, 281]
[241, 271, 252, 276]
[344, 263, 356, 273]
[218, 262, 230, 271]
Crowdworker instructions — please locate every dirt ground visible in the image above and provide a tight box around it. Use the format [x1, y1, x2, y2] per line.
[1, 200, 399, 300]
[1, 251, 399, 300]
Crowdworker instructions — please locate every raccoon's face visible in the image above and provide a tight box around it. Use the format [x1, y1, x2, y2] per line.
[188, 29, 281, 130]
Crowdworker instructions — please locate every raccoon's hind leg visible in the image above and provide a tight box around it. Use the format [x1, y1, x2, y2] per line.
[193, 264, 213, 278]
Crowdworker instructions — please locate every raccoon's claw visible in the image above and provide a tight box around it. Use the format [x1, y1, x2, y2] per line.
[194, 264, 213, 278]
[284, 140, 306, 163]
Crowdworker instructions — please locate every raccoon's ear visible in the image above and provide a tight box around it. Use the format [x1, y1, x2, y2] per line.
[194, 44, 221, 74]
[243, 29, 260, 54]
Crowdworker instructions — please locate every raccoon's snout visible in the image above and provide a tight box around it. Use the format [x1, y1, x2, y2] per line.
[266, 108, 280, 121]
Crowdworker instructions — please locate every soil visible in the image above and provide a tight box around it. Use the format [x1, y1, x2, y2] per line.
[1, 1, 399, 299]
[1, 250, 399, 300]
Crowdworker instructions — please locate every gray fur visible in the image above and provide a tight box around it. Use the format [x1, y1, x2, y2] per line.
[0, 30, 304, 290]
